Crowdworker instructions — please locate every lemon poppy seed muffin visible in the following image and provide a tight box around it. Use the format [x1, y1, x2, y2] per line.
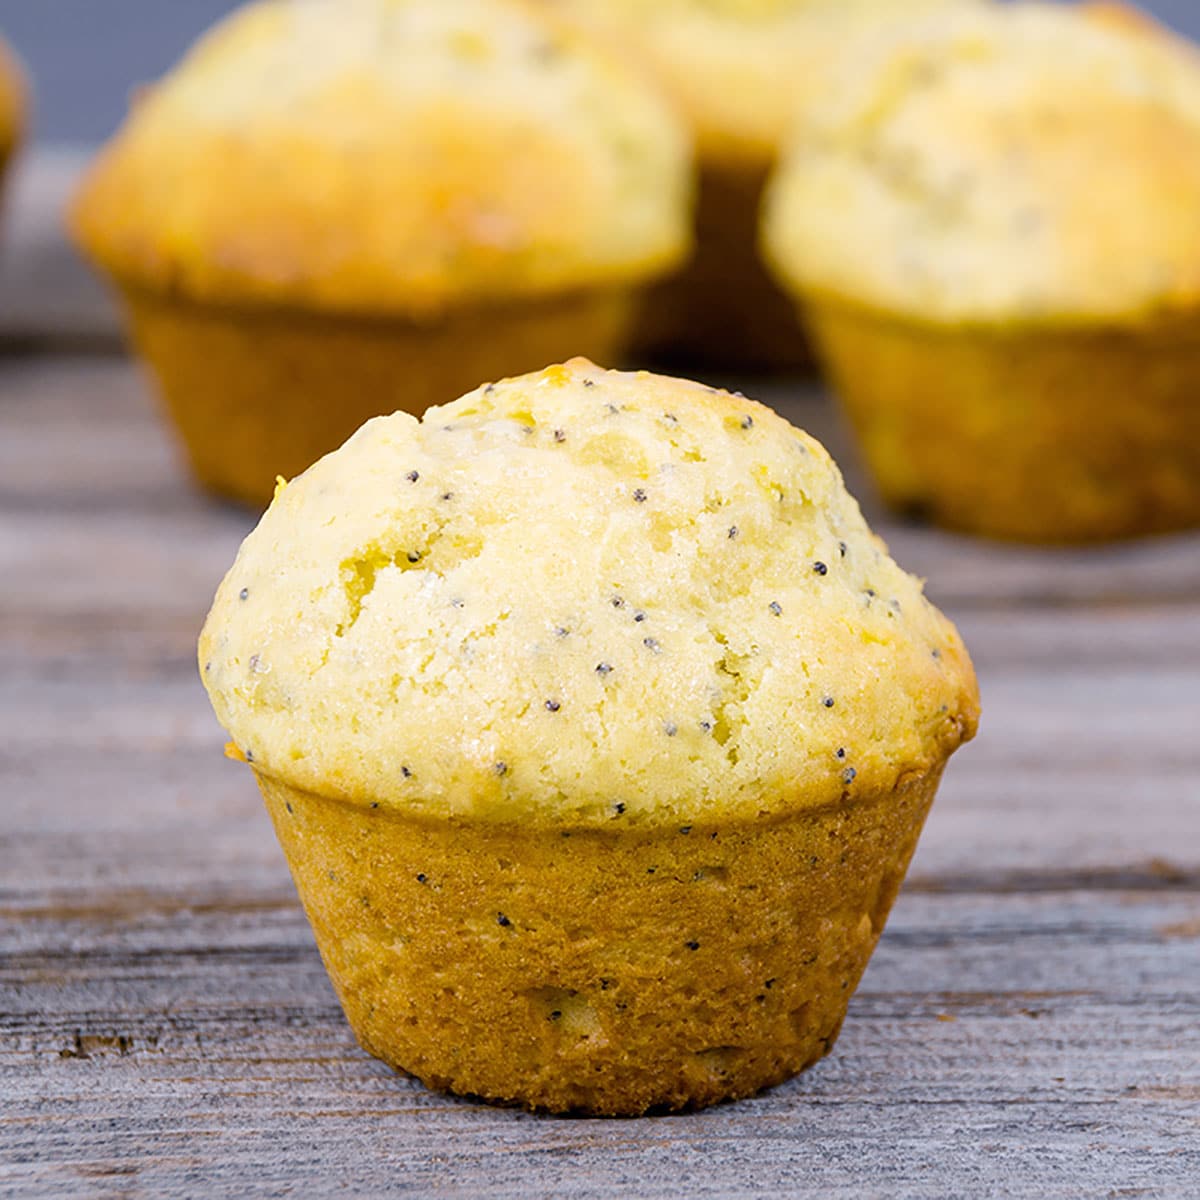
[199, 358, 978, 1115]
[71, 0, 690, 506]
[545, 0, 977, 368]
[763, 2, 1200, 542]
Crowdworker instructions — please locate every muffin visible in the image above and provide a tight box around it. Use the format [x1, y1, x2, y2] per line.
[763, 2, 1200, 543]
[0, 33, 26, 198]
[199, 358, 979, 1115]
[545, 0, 977, 368]
[70, 0, 690, 507]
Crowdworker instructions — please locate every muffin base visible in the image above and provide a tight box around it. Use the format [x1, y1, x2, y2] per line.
[255, 766, 943, 1116]
[122, 288, 634, 507]
[808, 301, 1200, 543]
[635, 165, 811, 371]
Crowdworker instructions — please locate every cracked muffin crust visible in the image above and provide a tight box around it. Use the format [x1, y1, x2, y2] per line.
[199, 359, 978, 1113]
[201, 359, 976, 824]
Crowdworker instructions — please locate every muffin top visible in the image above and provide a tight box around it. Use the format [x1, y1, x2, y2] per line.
[0, 33, 26, 154]
[763, 2, 1200, 325]
[200, 359, 977, 828]
[71, 0, 690, 318]
[544, 0, 978, 168]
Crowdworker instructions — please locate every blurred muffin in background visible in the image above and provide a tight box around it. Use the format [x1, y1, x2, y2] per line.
[764, 1, 1200, 543]
[71, 0, 691, 507]
[545, 0, 978, 369]
[0, 32, 27, 197]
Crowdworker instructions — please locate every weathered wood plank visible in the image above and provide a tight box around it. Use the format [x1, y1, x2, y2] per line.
[2, 890, 1197, 1199]
[3, 351, 1199, 1197]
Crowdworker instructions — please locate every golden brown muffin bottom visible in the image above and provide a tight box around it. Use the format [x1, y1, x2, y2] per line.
[122, 287, 634, 507]
[635, 165, 811, 372]
[808, 300, 1200, 543]
[255, 764, 943, 1116]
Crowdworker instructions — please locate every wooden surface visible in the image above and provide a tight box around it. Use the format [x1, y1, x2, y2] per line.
[2, 355, 1199, 1198]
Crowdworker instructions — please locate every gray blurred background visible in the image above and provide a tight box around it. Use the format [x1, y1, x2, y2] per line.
[1, 0, 1199, 144]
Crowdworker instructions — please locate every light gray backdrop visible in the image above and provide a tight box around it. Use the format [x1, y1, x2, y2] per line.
[1, 0, 1199, 144]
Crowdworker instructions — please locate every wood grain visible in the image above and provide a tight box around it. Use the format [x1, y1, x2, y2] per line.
[2, 355, 1199, 1198]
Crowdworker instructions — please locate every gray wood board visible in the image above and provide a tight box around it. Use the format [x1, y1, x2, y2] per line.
[1, 356, 1199, 1197]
